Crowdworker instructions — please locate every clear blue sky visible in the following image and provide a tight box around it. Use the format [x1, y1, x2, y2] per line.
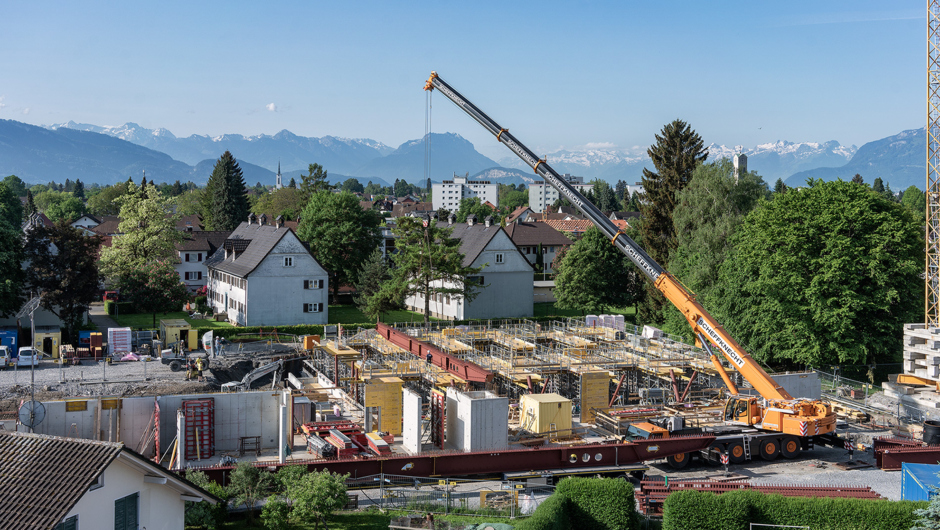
[1, 1, 923, 159]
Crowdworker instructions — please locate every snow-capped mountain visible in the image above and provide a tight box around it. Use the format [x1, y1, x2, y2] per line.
[498, 140, 857, 183]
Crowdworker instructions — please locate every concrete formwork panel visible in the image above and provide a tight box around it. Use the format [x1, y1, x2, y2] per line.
[445, 389, 508, 452]
[157, 391, 281, 453]
[402, 388, 422, 454]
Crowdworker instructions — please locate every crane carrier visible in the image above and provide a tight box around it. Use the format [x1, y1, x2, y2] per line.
[425, 71, 842, 468]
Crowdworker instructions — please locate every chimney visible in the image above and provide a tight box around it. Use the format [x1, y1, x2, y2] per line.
[248, 213, 257, 225]
[484, 215, 493, 228]
[466, 214, 477, 226]
[448, 213, 456, 225]
[258, 213, 267, 226]
[275, 215, 284, 229]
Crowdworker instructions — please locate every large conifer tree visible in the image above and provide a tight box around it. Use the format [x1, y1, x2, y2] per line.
[202, 151, 250, 231]
[636, 119, 706, 324]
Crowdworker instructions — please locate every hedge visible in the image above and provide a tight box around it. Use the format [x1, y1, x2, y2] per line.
[515, 477, 638, 530]
[662, 489, 927, 530]
[104, 301, 137, 316]
[192, 324, 376, 340]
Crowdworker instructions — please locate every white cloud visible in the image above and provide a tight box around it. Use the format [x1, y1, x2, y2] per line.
[581, 142, 616, 150]
[0, 96, 6, 111]
[22, 108, 29, 115]
[265, 103, 277, 112]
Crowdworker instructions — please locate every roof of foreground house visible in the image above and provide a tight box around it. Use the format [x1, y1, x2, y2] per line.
[205, 220, 314, 278]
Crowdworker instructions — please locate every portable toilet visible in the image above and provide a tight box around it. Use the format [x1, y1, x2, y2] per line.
[34, 326, 61, 358]
[159, 319, 192, 351]
[519, 393, 573, 435]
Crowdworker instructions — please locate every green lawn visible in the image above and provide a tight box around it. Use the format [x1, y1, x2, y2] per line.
[534, 302, 637, 322]
[329, 305, 439, 325]
[111, 311, 234, 331]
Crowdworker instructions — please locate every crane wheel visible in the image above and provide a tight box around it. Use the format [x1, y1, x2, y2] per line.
[667, 452, 691, 469]
[169, 360, 182, 372]
[759, 439, 781, 461]
[781, 436, 801, 459]
[727, 442, 747, 464]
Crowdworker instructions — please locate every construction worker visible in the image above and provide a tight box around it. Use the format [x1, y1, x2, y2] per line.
[196, 357, 206, 382]
[186, 358, 195, 381]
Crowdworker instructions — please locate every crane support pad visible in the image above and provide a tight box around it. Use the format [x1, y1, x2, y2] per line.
[376, 323, 494, 383]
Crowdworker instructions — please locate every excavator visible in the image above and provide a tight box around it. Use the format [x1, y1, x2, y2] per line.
[425, 71, 839, 467]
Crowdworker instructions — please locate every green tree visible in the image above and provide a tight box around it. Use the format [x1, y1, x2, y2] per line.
[591, 180, 619, 212]
[340, 178, 364, 193]
[455, 197, 498, 223]
[288, 177, 297, 189]
[381, 217, 484, 324]
[872, 177, 885, 193]
[914, 491, 940, 530]
[72, 179, 85, 200]
[289, 470, 350, 530]
[23, 221, 101, 344]
[297, 191, 383, 303]
[86, 183, 128, 216]
[183, 469, 228, 529]
[202, 151, 250, 231]
[637, 119, 707, 324]
[119, 260, 190, 329]
[2, 175, 27, 197]
[99, 183, 183, 284]
[354, 248, 400, 321]
[300, 163, 331, 198]
[773, 178, 787, 194]
[0, 218, 24, 317]
[171, 188, 206, 217]
[660, 159, 768, 339]
[714, 180, 923, 367]
[0, 183, 24, 228]
[901, 185, 926, 219]
[615, 180, 627, 201]
[24, 189, 37, 218]
[554, 227, 642, 313]
[253, 187, 307, 221]
[851, 173, 864, 185]
[228, 461, 276, 525]
[34, 190, 85, 222]
[261, 496, 290, 530]
[170, 180, 184, 196]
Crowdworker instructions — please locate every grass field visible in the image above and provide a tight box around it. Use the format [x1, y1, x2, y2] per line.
[328, 305, 437, 325]
[215, 509, 515, 529]
[111, 311, 234, 330]
[533, 302, 637, 322]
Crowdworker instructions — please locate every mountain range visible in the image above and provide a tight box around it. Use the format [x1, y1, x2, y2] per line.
[0, 119, 927, 191]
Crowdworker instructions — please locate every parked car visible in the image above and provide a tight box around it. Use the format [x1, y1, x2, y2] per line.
[16, 347, 41, 367]
[0, 346, 12, 368]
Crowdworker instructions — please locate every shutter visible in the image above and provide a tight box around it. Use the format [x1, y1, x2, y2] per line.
[318, 279, 324, 289]
[114, 495, 126, 530]
[198, 272, 203, 280]
[125, 492, 138, 529]
[303, 280, 309, 289]
[318, 303, 324, 312]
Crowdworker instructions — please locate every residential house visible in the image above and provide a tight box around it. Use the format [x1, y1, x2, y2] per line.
[175, 231, 229, 292]
[505, 206, 533, 224]
[0, 431, 218, 530]
[504, 220, 573, 274]
[542, 218, 593, 240]
[405, 214, 533, 320]
[391, 201, 433, 218]
[609, 211, 640, 222]
[70, 214, 101, 231]
[205, 214, 329, 326]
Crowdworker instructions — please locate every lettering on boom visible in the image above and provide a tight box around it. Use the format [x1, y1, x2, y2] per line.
[625, 247, 660, 281]
[696, 317, 746, 368]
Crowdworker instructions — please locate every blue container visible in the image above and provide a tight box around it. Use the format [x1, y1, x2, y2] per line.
[78, 330, 92, 347]
[902, 462, 940, 501]
[0, 329, 18, 354]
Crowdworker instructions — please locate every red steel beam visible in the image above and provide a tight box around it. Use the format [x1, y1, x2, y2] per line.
[609, 372, 628, 408]
[192, 433, 715, 484]
[669, 370, 680, 402]
[678, 371, 698, 403]
[376, 323, 493, 383]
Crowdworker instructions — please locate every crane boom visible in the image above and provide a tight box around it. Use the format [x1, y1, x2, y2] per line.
[425, 72, 792, 402]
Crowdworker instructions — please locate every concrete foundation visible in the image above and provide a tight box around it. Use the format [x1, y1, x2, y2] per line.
[445, 388, 508, 452]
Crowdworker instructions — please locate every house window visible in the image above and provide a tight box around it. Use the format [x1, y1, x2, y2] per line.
[304, 303, 324, 313]
[495, 253, 504, 264]
[54, 515, 77, 530]
[114, 492, 139, 530]
[468, 276, 484, 285]
[304, 279, 324, 289]
[284, 256, 294, 267]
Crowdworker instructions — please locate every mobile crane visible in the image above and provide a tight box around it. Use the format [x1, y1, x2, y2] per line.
[425, 71, 839, 467]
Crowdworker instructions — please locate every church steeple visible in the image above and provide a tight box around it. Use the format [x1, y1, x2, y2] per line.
[276, 161, 282, 189]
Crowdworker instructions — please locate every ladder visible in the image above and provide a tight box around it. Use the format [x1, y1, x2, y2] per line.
[743, 434, 752, 461]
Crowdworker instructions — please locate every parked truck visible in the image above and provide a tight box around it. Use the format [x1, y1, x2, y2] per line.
[425, 71, 841, 468]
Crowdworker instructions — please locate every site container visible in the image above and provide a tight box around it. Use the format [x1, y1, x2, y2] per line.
[520, 393, 572, 435]
[0, 329, 18, 353]
[902, 462, 940, 501]
[34, 326, 61, 358]
[160, 319, 191, 350]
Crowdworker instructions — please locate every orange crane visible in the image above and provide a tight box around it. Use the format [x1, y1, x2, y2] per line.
[425, 71, 838, 466]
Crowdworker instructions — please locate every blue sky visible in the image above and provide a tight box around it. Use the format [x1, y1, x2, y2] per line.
[0, 1, 923, 159]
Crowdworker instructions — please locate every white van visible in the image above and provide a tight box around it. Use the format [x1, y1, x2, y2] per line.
[17, 347, 41, 367]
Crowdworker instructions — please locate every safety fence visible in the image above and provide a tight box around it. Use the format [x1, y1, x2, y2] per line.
[345, 473, 555, 518]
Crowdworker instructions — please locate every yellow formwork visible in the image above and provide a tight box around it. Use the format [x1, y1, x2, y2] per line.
[364, 376, 403, 435]
[520, 393, 572, 434]
[579, 371, 609, 423]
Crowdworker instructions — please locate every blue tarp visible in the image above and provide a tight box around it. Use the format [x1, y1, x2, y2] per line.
[902, 462, 940, 501]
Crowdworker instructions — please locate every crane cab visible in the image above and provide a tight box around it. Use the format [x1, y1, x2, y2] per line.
[724, 396, 760, 426]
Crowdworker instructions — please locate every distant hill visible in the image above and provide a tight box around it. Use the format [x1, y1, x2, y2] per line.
[785, 128, 925, 190]
[470, 167, 534, 188]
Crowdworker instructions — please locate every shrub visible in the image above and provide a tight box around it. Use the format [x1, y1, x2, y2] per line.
[662, 490, 752, 530]
[514, 493, 571, 530]
[260, 496, 290, 530]
[105, 300, 136, 316]
[555, 477, 638, 530]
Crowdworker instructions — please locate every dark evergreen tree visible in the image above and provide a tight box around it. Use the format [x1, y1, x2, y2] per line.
[300, 163, 331, 197]
[773, 178, 788, 194]
[852, 173, 864, 185]
[615, 180, 627, 201]
[24, 190, 36, 218]
[141, 175, 148, 189]
[202, 151, 250, 231]
[637, 119, 707, 324]
[170, 180, 183, 196]
[72, 179, 85, 200]
[872, 177, 885, 193]
[288, 178, 297, 189]
[64, 179, 72, 193]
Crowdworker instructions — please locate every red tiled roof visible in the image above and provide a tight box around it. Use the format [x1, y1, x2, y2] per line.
[542, 219, 593, 234]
